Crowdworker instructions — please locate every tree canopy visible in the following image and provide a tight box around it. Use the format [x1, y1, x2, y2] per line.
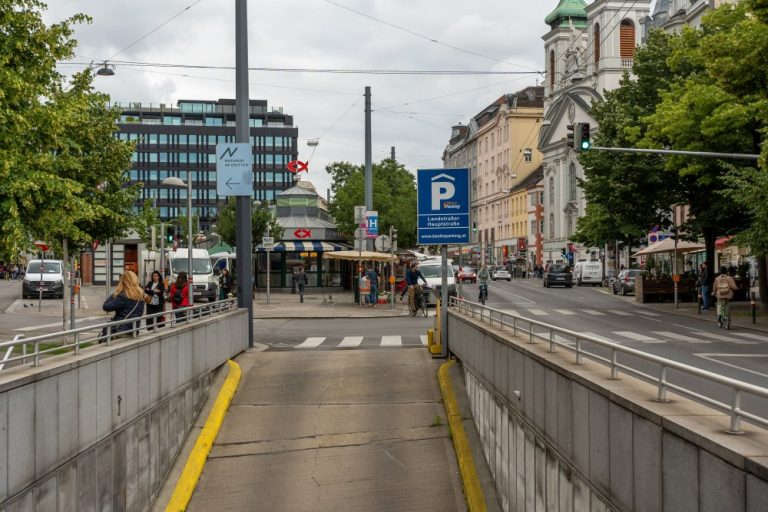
[0, 1, 140, 260]
[327, 159, 417, 248]
[214, 197, 283, 248]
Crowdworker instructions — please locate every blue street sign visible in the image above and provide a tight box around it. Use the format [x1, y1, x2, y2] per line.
[417, 168, 470, 245]
[366, 211, 378, 239]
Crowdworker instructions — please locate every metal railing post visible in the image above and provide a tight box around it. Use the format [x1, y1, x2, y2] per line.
[74, 333, 80, 355]
[728, 389, 743, 434]
[575, 338, 583, 365]
[656, 366, 668, 402]
[610, 348, 619, 380]
[33, 342, 40, 367]
[549, 330, 556, 353]
[513, 317, 517, 336]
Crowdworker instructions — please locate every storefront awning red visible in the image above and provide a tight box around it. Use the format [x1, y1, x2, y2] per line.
[716, 236, 734, 249]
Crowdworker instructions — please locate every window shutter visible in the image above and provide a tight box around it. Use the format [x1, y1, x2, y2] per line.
[620, 20, 635, 58]
[549, 50, 555, 87]
[594, 24, 600, 65]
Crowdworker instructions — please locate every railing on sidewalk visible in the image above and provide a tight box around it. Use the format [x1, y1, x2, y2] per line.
[448, 296, 768, 434]
[0, 299, 237, 373]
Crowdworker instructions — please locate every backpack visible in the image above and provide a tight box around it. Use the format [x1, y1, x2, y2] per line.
[716, 277, 732, 298]
[172, 286, 183, 305]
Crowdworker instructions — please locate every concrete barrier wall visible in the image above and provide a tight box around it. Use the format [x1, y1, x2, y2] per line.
[0, 309, 247, 511]
[448, 311, 768, 512]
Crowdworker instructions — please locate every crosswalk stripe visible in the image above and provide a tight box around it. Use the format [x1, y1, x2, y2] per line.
[581, 332, 617, 343]
[528, 309, 549, 316]
[581, 309, 606, 316]
[613, 331, 664, 343]
[637, 311, 661, 317]
[732, 332, 768, 342]
[420, 335, 428, 346]
[691, 331, 754, 343]
[296, 337, 326, 349]
[651, 331, 711, 343]
[554, 309, 576, 315]
[381, 335, 402, 346]
[607, 310, 633, 317]
[502, 309, 521, 317]
[338, 336, 363, 348]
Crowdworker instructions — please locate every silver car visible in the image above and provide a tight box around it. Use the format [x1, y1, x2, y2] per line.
[612, 269, 643, 295]
[491, 266, 511, 281]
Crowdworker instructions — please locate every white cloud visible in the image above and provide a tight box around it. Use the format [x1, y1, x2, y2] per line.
[43, 0, 558, 195]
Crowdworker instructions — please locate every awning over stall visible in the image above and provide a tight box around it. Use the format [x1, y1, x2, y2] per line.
[254, 241, 351, 252]
[323, 250, 395, 262]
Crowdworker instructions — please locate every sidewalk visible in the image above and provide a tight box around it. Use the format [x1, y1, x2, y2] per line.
[253, 290, 409, 318]
[639, 299, 768, 333]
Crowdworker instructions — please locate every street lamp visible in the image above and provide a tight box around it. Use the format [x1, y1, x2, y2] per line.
[162, 176, 194, 306]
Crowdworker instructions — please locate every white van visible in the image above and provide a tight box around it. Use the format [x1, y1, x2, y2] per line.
[22, 259, 65, 299]
[166, 248, 218, 302]
[574, 261, 602, 286]
[418, 259, 456, 306]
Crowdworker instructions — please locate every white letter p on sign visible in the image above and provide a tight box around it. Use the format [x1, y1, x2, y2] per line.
[431, 180, 455, 210]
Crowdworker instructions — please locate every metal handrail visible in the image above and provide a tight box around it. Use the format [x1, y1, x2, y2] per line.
[448, 296, 768, 434]
[0, 299, 238, 374]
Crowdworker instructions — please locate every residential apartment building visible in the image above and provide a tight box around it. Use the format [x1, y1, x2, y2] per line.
[507, 168, 544, 270]
[115, 98, 298, 232]
[442, 86, 544, 265]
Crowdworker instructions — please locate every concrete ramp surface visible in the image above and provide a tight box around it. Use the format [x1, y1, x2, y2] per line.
[189, 349, 465, 511]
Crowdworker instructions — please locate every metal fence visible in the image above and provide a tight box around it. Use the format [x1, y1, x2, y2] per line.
[0, 299, 237, 373]
[449, 296, 768, 434]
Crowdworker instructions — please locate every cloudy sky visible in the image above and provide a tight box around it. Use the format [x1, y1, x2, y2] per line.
[44, 0, 566, 195]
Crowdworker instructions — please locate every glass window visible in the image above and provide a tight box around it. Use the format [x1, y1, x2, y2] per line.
[149, 153, 158, 163]
[208, 135, 217, 145]
[189, 135, 197, 145]
[265, 136, 274, 147]
[189, 153, 198, 164]
[163, 115, 181, 125]
[249, 118, 262, 127]
[159, 153, 168, 163]
[148, 133, 158, 144]
[265, 154, 274, 165]
[159, 134, 168, 144]
[204, 117, 223, 126]
[149, 170, 158, 182]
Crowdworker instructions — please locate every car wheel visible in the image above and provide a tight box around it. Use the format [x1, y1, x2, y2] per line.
[567, 284, 573, 288]
[507, 278, 511, 282]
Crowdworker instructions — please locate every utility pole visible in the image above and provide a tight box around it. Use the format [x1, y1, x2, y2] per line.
[364, 86, 373, 251]
[235, 0, 254, 348]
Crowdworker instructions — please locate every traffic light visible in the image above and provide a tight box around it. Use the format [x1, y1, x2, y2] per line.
[566, 124, 575, 149]
[579, 123, 591, 151]
[166, 226, 175, 242]
[473, 222, 477, 233]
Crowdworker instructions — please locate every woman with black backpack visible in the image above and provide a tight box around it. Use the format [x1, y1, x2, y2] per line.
[168, 271, 190, 323]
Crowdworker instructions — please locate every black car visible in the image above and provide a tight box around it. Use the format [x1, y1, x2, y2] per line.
[543, 264, 573, 288]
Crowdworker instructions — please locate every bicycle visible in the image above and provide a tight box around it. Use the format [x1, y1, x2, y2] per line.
[717, 298, 731, 330]
[478, 283, 488, 305]
[410, 284, 428, 317]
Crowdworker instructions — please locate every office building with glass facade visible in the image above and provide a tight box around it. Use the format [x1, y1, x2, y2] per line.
[114, 98, 298, 231]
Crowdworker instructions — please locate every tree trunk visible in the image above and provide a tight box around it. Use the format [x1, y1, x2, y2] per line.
[759, 255, 768, 312]
[702, 228, 716, 286]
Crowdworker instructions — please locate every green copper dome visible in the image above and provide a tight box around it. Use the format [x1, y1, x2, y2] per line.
[545, 0, 588, 29]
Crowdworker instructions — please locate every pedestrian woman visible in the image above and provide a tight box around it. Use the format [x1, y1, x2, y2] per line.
[144, 270, 165, 331]
[102, 270, 144, 340]
[168, 271, 190, 322]
[219, 268, 233, 300]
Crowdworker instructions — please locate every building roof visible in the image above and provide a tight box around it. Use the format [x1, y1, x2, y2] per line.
[510, 165, 544, 193]
[545, 0, 588, 29]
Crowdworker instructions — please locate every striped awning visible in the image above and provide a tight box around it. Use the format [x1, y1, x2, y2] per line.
[254, 241, 351, 252]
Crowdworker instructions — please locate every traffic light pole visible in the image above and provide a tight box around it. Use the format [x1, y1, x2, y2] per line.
[588, 146, 759, 161]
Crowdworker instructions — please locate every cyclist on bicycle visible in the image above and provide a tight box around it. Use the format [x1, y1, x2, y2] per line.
[477, 265, 490, 303]
[713, 266, 738, 327]
[406, 262, 428, 313]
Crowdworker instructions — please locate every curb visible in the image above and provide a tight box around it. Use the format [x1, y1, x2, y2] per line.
[165, 359, 242, 512]
[438, 360, 487, 512]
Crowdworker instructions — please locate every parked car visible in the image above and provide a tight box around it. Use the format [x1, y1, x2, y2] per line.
[22, 259, 65, 299]
[456, 266, 477, 283]
[543, 264, 573, 288]
[574, 261, 602, 286]
[612, 269, 643, 295]
[419, 259, 456, 306]
[491, 266, 511, 281]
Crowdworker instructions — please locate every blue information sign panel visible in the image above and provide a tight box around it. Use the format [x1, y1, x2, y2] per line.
[417, 168, 470, 245]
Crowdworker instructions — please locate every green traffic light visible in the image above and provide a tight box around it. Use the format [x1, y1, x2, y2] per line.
[581, 140, 590, 150]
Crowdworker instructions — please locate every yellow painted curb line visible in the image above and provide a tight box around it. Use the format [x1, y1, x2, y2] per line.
[166, 359, 242, 512]
[438, 360, 487, 512]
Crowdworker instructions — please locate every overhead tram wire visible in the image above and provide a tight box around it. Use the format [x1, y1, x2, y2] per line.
[304, 96, 364, 165]
[322, 0, 541, 73]
[107, 0, 206, 60]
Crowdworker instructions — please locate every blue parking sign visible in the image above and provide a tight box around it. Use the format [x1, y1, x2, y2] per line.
[417, 168, 470, 245]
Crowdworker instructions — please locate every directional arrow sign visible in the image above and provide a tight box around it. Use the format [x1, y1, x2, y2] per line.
[216, 143, 253, 196]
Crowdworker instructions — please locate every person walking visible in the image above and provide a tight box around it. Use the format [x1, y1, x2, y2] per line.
[169, 271, 190, 322]
[366, 265, 379, 307]
[219, 268, 233, 300]
[102, 270, 145, 340]
[295, 266, 308, 303]
[713, 266, 738, 327]
[699, 262, 711, 311]
[144, 270, 165, 331]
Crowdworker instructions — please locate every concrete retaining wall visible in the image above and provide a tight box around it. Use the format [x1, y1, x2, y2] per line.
[448, 311, 768, 512]
[0, 309, 247, 511]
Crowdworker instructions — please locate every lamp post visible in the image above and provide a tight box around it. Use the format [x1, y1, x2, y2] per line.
[162, 176, 194, 306]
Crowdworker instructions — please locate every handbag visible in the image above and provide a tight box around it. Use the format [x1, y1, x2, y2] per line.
[144, 294, 152, 304]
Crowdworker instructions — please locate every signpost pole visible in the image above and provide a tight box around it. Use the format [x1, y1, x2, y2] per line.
[63, 238, 68, 330]
[440, 244, 448, 358]
[364, 86, 373, 251]
[266, 225, 271, 305]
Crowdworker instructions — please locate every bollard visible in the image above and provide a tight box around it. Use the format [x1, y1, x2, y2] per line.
[697, 289, 702, 314]
[752, 292, 757, 324]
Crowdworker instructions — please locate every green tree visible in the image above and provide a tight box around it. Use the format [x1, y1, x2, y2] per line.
[327, 159, 418, 248]
[0, 1, 139, 259]
[214, 198, 282, 247]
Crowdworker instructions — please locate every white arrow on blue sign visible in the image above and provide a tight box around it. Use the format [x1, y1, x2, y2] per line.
[216, 143, 253, 197]
[417, 168, 470, 245]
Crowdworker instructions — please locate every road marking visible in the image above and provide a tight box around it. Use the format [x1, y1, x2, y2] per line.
[420, 335, 428, 346]
[581, 332, 617, 343]
[527, 309, 549, 316]
[488, 284, 535, 304]
[381, 335, 402, 346]
[338, 336, 363, 348]
[651, 331, 711, 343]
[689, 331, 754, 343]
[581, 309, 606, 316]
[613, 331, 664, 343]
[607, 310, 633, 317]
[554, 309, 576, 315]
[14, 316, 104, 332]
[731, 332, 768, 342]
[637, 311, 661, 317]
[554, 334, 575, 346]
[695, 354, 768, 379]
[295, 337, 326, 349]
[502, 309, 521, 317]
